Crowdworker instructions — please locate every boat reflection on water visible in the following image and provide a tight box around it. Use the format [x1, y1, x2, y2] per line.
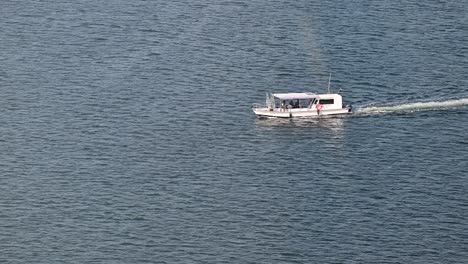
[254, 116, 347, 138]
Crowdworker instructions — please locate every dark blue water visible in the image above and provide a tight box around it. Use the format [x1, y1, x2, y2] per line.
[1, 0, 468, 263]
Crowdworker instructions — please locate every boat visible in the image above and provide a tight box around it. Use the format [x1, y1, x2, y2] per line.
[252, 92, 352, 118]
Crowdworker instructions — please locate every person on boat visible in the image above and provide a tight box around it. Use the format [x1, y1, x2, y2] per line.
[294, 99, 300, 108]
[289, 100, 294, 108]
[281, 100, 286, 112]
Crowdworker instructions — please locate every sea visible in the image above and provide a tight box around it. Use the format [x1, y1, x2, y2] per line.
[1, 0, 467, 263]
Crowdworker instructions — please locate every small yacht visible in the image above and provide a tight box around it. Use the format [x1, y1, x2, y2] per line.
[252, 92, 352, 118]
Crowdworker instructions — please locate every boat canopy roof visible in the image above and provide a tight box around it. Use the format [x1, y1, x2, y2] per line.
[272, 92, 317, 100]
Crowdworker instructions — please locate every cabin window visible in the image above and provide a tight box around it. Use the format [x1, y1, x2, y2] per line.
[319, 99, 334, 105]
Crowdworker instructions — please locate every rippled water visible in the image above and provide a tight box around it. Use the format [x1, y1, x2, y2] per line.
[1, 0, 467, 263]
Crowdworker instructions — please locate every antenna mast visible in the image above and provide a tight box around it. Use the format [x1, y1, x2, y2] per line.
[327, 73, 331, 94]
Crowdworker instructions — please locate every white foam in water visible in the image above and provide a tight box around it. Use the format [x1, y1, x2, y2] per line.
[356, 98, 468, 114]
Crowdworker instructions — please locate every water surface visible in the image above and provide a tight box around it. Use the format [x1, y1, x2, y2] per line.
[1, 0, 467, 263]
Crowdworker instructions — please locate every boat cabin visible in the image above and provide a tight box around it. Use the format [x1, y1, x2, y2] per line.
[268, 93, 343, 111]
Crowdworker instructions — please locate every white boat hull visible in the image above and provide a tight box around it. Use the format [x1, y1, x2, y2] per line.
[253, 107, 351, 118]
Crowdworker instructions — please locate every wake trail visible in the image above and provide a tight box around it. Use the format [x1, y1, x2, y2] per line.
[355, 97, 468, 115]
